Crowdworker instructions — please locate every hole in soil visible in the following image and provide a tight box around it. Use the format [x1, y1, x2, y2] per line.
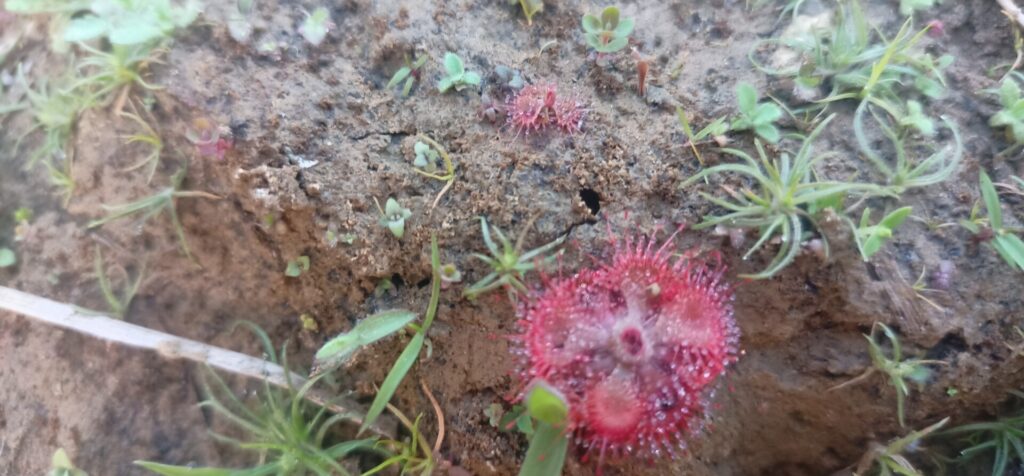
[415, 277, 430, 288]
[579, 188, 601, 215]
[926, 332, 968, 361]
[391, 273, 406, 289]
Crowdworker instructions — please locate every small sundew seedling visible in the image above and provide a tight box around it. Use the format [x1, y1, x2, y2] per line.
[463, 216, 565, 300]
[374, 197, 412, 239]
[88, 168, 220, 260]
[581, 6, 634, 54]
[681, 115, 888, 279]
[507, 0, 543, 25]
[830, 322, 944, 427]
[961, 171, 1024, 271]
[386, 53, 428, 97]
[848, 206, 913, 261]
[943, 391, 1024, 475]
[506, 83, 586, 136]
[299, 7, 333, 46]
[988, 74, 1024, 152]
[49, 448, 88, 476]
[437, 52, 481, 93]
[285, 255, 310, 277]
[731, 82, 783, 143]
[853, 417, 949, 476]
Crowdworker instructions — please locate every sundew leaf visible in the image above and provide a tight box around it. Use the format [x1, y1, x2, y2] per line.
[312, 309, 417, 373]
[517, 422, 569, 476]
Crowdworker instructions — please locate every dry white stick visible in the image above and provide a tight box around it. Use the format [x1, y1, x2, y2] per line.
[1000, 0, 1024, 29]
[0, 285, 394, 438]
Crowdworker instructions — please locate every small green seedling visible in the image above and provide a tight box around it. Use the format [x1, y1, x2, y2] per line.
[677, 106, 729, 167]
[463, 216, 565, 300]
[285, 255, 310, 277]
[414, 141, 440, 174]
[989, 75, 1024, 150]
[731, 82, 783, 144]
[899, 0, 942, 16]
[830, 322, 944, 427]
[854, 417, 949, 476]
[87, 168, 220, 260]
[119, 105, 163, 183]
[299, 7, 332, 46]
[508, 0, 543, 25]
[681, 115, 888, 279]
[437, 52, 481, 93]
[518, 380, 570, 476]
[961, 171, 1024, 272]
[899, 100, 935, 137]
[72, 43, 162, 105]
[362, 407, 437, 476]
[386, 53, 428, 97]
[77, 248, 144, 320]
[848, 206, 913, 261]
[854, 100, 962, 195]
[375, 197, 412, 239]
[943, 391, 1024, 476]
[135, 324, 378, 475]
[0, 248, 15, 268]
[49, 448, 88, 476]
[411, 134, 457, 209]
[487, 403, 535, 435]
[311, 309, 417, 376]
[440, 263, 462, 286]
[581, 6, 634, 54]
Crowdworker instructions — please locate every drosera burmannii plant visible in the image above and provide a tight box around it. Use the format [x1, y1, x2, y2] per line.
[830, 322, 944, 428]
[505, 83, 587, 136]
[462, 216, 565, 301]
[512, 224, 739, 467]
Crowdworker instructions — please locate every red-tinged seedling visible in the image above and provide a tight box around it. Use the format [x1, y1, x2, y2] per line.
[514, 227, 740, 462]
[506, 83, 586, 136]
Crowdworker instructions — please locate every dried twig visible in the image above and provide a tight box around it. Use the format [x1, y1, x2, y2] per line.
[1000, 0, 1024, 30]
[0, 285, 395, 438]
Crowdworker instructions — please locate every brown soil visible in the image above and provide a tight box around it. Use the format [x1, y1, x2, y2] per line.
[2, 0, 1023, 475]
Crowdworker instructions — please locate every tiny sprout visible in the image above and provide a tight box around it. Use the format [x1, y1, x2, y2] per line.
[285, 256, 310, 277]
[989, 75, 1024, 148]
[731, 82, 783, 144]
[494, 65, 525, 91]
[438, 52, 481, 93]
[848, 206, 913, 261]
[50, 448, 88, 476]
[508, 0, 543, 25]
[581, 6, 634, 54]
[830, 322, 944, 427]
[386, 53, 428, 97]
[299, 313, 319, 333]
[413, 141, 440, 173]
[463, 216, 565, 300]
[440, 263, 462, 285]
[299, 7, 333, 46]
[899, 100, 935, 137]
[375, 197, 412, 239]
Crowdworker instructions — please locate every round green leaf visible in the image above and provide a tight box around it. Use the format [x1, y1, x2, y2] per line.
[581, 15, 601, 33]
[0, 248, 15, 268]
[63, 16, 109, 43]
[525, 380, 568, 427]
[444, 52, 464, 76]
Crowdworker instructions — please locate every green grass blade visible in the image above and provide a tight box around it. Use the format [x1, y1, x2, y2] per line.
[517, 422, 569, 476]
[980, 171, 1003, 231]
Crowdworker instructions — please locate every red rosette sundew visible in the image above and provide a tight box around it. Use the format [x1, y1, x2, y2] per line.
[512, 227, 740, 464]
[505, 83, 586, 136]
